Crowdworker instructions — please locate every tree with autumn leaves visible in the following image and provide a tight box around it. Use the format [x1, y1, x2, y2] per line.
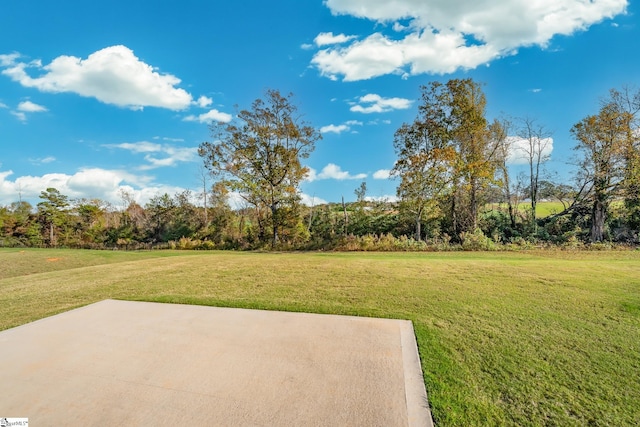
[198, 90, 322, 248]
[393, 80, 640, 244]
[571, 87, 640, 242]
[392, 79, 503, 241]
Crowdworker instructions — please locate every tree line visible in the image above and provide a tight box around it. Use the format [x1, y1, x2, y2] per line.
[1, 83, 639, 250]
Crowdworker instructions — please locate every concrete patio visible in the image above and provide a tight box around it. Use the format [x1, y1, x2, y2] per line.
[0, 299, 432, 426]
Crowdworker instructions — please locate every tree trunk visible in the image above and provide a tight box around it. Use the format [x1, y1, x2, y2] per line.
[415, 214, 422, 241]
[508, 203, 516, 229]
[503, 169, 516, 229]
[271, 204, 278, 249]
[307, 201, 314, 232]
[591, 199, 606, 242]
[203, 189, 208, 226]
[530, 165, 536, 225]
[342, 196, 348, 235]
[470, 178, 478, 231]
[531, 198, 538, 233]
[451, 192, 458, 238]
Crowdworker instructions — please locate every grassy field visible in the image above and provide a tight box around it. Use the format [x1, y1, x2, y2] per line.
[528, 201, 567, 217]
[485, 201, 569, 219]
[1, 248, 639, 426]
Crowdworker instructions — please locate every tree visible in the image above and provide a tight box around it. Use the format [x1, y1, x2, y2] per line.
[491, 118, 518, 229]
[198, 89, 321, 248]
[145, 193, 177, 242]
[172, 190, 200, 239]
[37, 188, 70, 246]
[349, 181, 370, 236]
[196, 164, 210, 226]
[392, 117, 453, 240]
[516, 117, 552, 230]
[447, 78, 497, 235]
[608, 87, 640, 232]
[74, 198, 107, 245]
[392, 79, 498, 240]
[202, 182, 234, 245]
[0, 201, 39, 246]
[106, 199, 146, 247]
[571, 101, 631, 242]
[354, 181, 367, 204]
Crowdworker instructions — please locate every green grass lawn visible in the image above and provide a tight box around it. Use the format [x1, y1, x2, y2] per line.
[1, 248, 639, 426]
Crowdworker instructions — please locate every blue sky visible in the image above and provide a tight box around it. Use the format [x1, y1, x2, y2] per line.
[0, 0, 637, 208]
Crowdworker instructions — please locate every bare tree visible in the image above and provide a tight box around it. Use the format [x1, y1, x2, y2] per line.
[196, 164, 210, 226]
[517, 117, 552, 230]
[118, 188, 136, 212]
[492, 117, 518, 228]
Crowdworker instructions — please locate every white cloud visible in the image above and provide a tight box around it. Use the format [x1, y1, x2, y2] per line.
[393, 22, 409, 32]
[183, 109, 233, 124]
[0, 53, 19, 67]
[365, 194, 399, 203]
[0, 167, 188, 207]
[314, 32, 357, 46]
[140, 147, 198, 170]
[357, 119, 393, 126]
[321, 120, 364, 135]
[9, 100, 48, 122]
[196, 96, 213, 108]
[313, 0, 628, 80]
[320, 124, 350, 134]
[29, 156, 56, 165]
[108, 141, 163, 153]
[153, 136, 185, 142]
[350, 93, 413, 113]
[105, 141, 199, 170]
[0, 101, 7, 108]
[67, 168, 135, 194]
[506, 136, 554, 165]
[373, 169, 391, 179]
[317, 163, 367, 180]
[1, 46, 193, 110]
[300, 193, 329, 206]
[17, 100, 47, 112]
[11, 111, 27, 122]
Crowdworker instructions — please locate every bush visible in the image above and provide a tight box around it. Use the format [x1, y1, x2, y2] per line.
[561, 235, 585, 250]
[460, 229, 496, 251]
[196, 240, 216, 250]
[169, 237, 216, 250]
[393, 235, 429, 251]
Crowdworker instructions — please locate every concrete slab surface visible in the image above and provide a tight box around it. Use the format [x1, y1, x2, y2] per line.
[0, 299, 432, 426]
